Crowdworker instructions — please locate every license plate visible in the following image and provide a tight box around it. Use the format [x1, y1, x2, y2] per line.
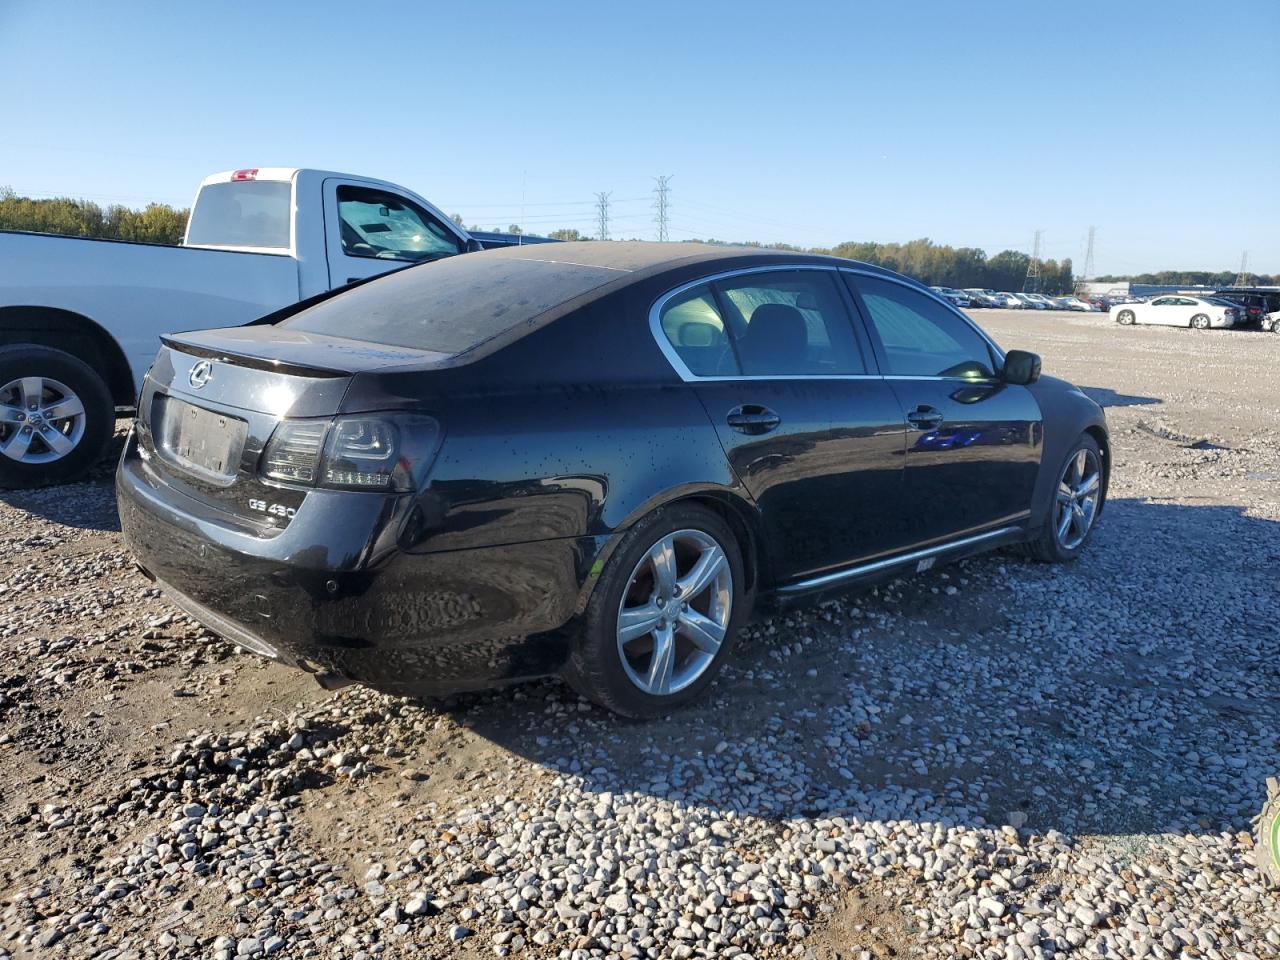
[156, 395, 247, 480]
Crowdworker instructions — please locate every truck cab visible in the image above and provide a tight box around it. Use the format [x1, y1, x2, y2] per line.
[184, 168, 479, 291]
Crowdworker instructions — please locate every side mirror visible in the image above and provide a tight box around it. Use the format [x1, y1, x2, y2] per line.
[1003, 349, 1041, 385]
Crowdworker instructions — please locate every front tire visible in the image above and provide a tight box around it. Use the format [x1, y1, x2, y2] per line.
[565, 504, 746, 718]
[1020, 434, 1104, 563]
[1116, 310, 1135, 325]
[0, 345, 114, 489]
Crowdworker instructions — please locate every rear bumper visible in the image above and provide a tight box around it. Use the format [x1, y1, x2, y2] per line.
[117, 436, 590, 695]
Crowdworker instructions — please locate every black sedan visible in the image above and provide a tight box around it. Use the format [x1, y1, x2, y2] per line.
[117, 243, 1109, 718]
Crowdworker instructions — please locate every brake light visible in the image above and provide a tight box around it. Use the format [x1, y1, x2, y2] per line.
[231, 169, 259, 181]
[260, 415, 440, 492]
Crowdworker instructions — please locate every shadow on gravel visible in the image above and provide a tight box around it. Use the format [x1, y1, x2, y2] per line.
[0, 428, 125, 531]
[1079, 386, 1161, 408]
[452, 498, 1279, 843]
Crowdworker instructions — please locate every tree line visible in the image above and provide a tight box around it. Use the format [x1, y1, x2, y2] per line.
[0, 188, 188, 245]
[1093, 269, 1277, 287]
[3, 189, 1270, 290]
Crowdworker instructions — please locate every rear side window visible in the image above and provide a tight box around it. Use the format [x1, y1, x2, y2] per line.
[715, 271, 864, 376]
[659, 285, 733, 376]
[186, 181, 292, 249]
[851, 275, 997, 379]
[656, 270, 865, 378]
[336, 186, 463, 263]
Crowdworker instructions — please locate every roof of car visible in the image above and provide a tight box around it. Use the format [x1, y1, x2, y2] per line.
[279, 241, 910, 362]
[469, 240, 854, 273]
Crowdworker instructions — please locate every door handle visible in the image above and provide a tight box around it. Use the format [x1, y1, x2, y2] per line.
[906, 405, 944, 430]
[726, 404, 781, 435]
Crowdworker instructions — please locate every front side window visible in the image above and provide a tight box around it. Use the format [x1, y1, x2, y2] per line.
[1151, 297, 1176, 306]
[851, 275, 997, 379]
[336, 186, 463, 263]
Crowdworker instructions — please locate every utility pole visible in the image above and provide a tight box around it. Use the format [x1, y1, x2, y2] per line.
[653, 175, 672, 242]
[1022, 230, 1042, 293]
[594, 191, 611, 241]
[1234, 251, 1250, 287]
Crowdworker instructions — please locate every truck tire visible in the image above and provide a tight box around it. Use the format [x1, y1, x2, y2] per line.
[0, 345, 115, 489]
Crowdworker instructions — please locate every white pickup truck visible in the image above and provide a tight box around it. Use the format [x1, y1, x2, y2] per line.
[0, 167, 549, 487]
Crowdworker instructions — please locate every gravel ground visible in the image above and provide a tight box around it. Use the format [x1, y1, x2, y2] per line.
[1, 310, 1277, 960]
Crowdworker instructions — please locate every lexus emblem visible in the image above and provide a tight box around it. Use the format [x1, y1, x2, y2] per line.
[188, 360, 214, 389]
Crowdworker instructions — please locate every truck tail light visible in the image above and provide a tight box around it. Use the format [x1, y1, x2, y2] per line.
[231, 169, 259, 181]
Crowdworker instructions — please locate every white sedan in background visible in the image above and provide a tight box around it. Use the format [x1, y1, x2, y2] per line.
[1111, 295, 1240, 329]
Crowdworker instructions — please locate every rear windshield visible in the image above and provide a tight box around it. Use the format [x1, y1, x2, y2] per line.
[280, 253, 625, 355]
[186, 180, 292, 249]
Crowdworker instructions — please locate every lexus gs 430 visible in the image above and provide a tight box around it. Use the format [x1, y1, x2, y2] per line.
[117, 243, 1109, 717]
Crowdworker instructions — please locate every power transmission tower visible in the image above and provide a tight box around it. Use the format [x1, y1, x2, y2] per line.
[1234, 251, 1250, 286]
[594, 191, 611, 241]
[1081, 226, 1096, 287]
[1022, 230, 1042, 293]
[653, 176, 672, 242]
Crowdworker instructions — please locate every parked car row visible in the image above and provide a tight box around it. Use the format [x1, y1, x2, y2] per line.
[930, 287, 1102, 312]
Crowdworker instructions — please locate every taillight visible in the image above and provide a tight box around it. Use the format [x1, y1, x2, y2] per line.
[231, 168, 259, 181]
[260, 415, 440, 492]
[262, 420, 326, 484]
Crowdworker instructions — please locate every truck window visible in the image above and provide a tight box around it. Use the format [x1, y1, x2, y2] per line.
[336, 186, 463, 263]
[185, 181, 292, 249]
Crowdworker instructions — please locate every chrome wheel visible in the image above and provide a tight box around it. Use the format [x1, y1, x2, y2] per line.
[616, 528, 733, 696]
[0, 377, 86, 464]
[1055, 448, 1101, 550]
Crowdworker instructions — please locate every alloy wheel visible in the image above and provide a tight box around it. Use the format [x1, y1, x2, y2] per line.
[1055, 448, 1101, 550]
[616, 529, 733, 696]
[1191, 314, 1210, 330]
[0, 376, 86, 464]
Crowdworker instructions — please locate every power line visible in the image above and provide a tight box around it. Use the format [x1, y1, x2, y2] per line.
[595, 191, 611, 241]
[1022, 230, 1043, 293]
[653, 176, 672, 242]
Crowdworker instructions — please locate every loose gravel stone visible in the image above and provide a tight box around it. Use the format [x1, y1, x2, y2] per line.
[1, 318, 1278, 958]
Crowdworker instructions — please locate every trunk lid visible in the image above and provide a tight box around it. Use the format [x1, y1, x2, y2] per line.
[136, 327, 447, 531]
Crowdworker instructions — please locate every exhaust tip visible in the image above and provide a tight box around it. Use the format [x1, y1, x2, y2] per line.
[314, 671, 354, 692]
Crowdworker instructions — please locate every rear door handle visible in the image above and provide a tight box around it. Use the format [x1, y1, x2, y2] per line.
[726, 404, 781, 435]
[906, 405, 944, 430]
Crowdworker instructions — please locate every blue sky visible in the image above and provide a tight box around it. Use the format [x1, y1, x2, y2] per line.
[1, 0, 1276, 275]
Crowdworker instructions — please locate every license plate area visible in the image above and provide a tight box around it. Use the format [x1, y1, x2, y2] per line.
[154, 394, 248, 483]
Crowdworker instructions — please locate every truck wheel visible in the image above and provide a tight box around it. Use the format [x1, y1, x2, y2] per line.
[0, 345, 115, 489]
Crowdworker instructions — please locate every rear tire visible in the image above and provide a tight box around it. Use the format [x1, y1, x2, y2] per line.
[1116, 310, 1135, 325]
[0, 345, 114, 489]
[564, 504, 747, 718]
[1019, 434, 1104, 563]
[1190, 314, 1211, 330]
